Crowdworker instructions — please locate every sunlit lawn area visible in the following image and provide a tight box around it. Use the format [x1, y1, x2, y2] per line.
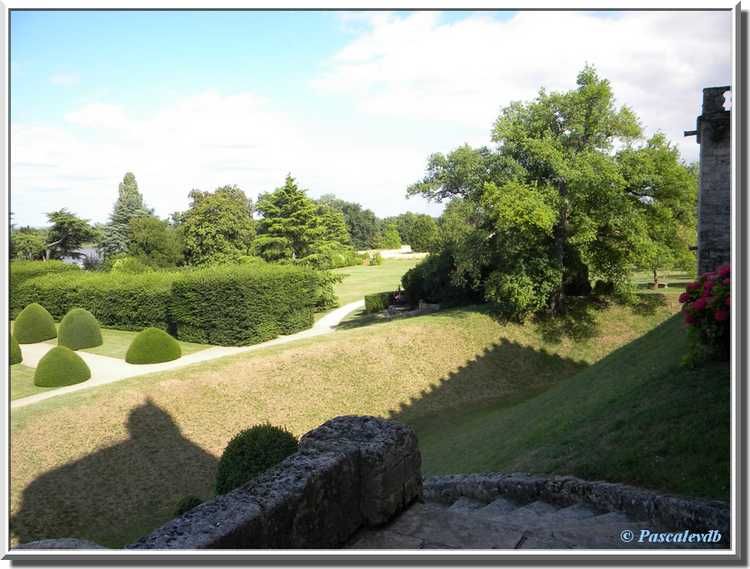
[9, 365, 55, 401]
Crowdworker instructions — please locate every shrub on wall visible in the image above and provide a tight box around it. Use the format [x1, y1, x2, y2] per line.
[9, 261, 79, 317]
[10, 334, 22, 365]
[34, 345, 91, 387]
[215, 423, 298, 495]
[679, 264, 731, 365]
[125, 327, 182, 364]
[364, 291, 394, 313]
[57, 308, 103, 350]
[13, 303, 57, 344]
[12, 271, 178, 331]
[170, 264, 318, 346]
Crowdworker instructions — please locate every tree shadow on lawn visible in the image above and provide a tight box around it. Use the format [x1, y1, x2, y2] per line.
[388, 337, 588, 427]
[11, 399, 217, 548]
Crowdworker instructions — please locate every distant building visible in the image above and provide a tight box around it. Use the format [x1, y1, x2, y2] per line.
[61, 247, 100, 268]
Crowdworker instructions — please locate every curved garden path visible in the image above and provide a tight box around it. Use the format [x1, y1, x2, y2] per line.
[11, 300, 365, 409]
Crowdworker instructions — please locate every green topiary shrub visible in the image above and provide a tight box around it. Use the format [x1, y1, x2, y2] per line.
[12, 271, 178, 331]
[34, 345, 91, 387]
[170, 264, 318, 346]
[58, 308, 103, 350]
[364, 291, 395, 313]
[14, 303, 57, 344]
[215, 423, 298, 495]
[125, 327, 182, 364]
[10, 334, 22, 365]
[173, 495, 203, 517]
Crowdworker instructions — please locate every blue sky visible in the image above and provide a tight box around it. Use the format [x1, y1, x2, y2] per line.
[10, 10, 731, 227]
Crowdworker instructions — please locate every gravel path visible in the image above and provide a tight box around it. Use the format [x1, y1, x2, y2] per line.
[11, 300, 365, 409]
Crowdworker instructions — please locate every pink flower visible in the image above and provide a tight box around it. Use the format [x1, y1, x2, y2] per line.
[718, 264, 731, 277]
[684, 312, 696, 325]
[723, 278, 731, 286]
[678, 292, 691, 303]
[693, 297, 707, 311]
[714, 309, 729, 322]
[725, 296, 731, 306]
[687, 282, 699, 291]
[703, 279, 715, 291]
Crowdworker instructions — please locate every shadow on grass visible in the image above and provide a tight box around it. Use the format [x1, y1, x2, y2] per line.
[11, 400, 217, 548]
[532, 297, 602, 344]
[387, 337, 588, 425]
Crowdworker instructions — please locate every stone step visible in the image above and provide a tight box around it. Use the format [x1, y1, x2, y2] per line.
[447, 496, 486, 514]
[475, 496, 517, 518]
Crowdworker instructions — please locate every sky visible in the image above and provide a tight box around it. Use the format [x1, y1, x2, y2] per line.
[10, 9, 732, 227]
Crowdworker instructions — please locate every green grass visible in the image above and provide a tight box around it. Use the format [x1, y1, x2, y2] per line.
[331, 258, 419, 306]
[11, 293, 710, 548]
[46, 327, 209, 360]
[411, 314, 729, 501]
[10, 365, 56, 401]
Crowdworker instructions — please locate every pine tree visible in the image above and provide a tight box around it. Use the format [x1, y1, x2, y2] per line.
[99, 172, 152, 258]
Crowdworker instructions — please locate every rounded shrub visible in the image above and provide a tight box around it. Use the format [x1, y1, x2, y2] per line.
[34, 345, 91, 387]
[14, 303, 57, 344]
[10, 334, 23, 365]
[58, 308, 103, 350]
[215, 423, 298, 495]
[125, 327, 181, 364]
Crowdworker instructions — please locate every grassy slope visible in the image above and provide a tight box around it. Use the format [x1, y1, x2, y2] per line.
[10, 365, 56, 401]
[331, 258, 419, 305]
[11, 294, 709, 548]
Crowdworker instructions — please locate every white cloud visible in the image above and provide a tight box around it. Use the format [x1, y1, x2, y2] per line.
[312, 10, 732, 161]
[12, 91, 438, 226]
[49, 72, 80, 87]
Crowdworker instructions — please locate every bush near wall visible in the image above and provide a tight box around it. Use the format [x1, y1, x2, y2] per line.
[170, 264, 318, 346]
[9, 261, 79, 317]
[364, 291, 395, 313]
[12, 271, 178, 331]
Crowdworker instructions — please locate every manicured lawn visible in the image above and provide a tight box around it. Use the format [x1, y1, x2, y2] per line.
[39, 327, 211, 360]
[331, 258, 420, 306]
[10, 365, 56, 401]
[9, 293, 698, 548]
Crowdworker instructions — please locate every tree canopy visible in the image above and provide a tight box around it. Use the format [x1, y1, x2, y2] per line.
[99, 172, 152, 258]
[45, 209, 95, 260]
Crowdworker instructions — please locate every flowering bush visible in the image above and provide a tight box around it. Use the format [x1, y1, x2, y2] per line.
[679, 264, 731, 364]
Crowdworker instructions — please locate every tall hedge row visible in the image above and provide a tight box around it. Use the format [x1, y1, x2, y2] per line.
[170, 264, 318, 345]
[9, 261, 79, 317]
[11, 271, 178, 331]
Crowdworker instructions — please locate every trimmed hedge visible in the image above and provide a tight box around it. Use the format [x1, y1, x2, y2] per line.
[34, 345, 91, 387]
[364, 291, 394, 314]
[170, 264, 318, 346]
[14, 303, 57, 343]
[215, 423, 298, 495]
[58, 308, 103, 350]
[10, 261, 79, 316]
[10, 334, 22, 365]
[12, 271, 178, 331]
[125, 327, 182, 364]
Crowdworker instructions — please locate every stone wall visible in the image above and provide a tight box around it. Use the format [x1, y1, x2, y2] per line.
[424, 473, 730, 541]
[127, 416, 421, 549]
[690, 86, 732, 274]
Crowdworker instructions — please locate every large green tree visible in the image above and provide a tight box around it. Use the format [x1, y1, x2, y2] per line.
[256, 175, 321, 260]
[12, 227, 47, 260]
[181, 185, 256, 265]
[408, 66, 695, 318]
[45, 209, 96, 260]
[128, 216, 185, 268]
[99, 172, 152, 258]
[318, 194, 380, 250]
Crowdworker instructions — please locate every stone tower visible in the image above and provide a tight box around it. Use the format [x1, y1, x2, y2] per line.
[686, 86, 731, 274]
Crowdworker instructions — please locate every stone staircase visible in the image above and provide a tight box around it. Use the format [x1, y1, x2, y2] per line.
[348, 494, 723, 550]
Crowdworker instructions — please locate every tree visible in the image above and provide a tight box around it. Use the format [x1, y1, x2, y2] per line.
[99, 172, 152, 258]
[380, 223, 401, 249]
[317, 204, 351, 245]
[389, 212, 438, 252]
[256, 175, 320, 259]
[408, 66, 693, 319]
[128, 216, 184, 268]
[318, 194, 380, 250]
[12, 227, 47, 260]
[181, 185, 256, 265]
[45, 209, 95, 260]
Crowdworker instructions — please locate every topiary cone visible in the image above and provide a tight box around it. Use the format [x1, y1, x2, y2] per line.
[14, 303, 57, 343]
[10, 334, 23, 365]
[58, 308, 103, 350]
[34, 346, 91, 387]
[126, 327, 181, 364]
